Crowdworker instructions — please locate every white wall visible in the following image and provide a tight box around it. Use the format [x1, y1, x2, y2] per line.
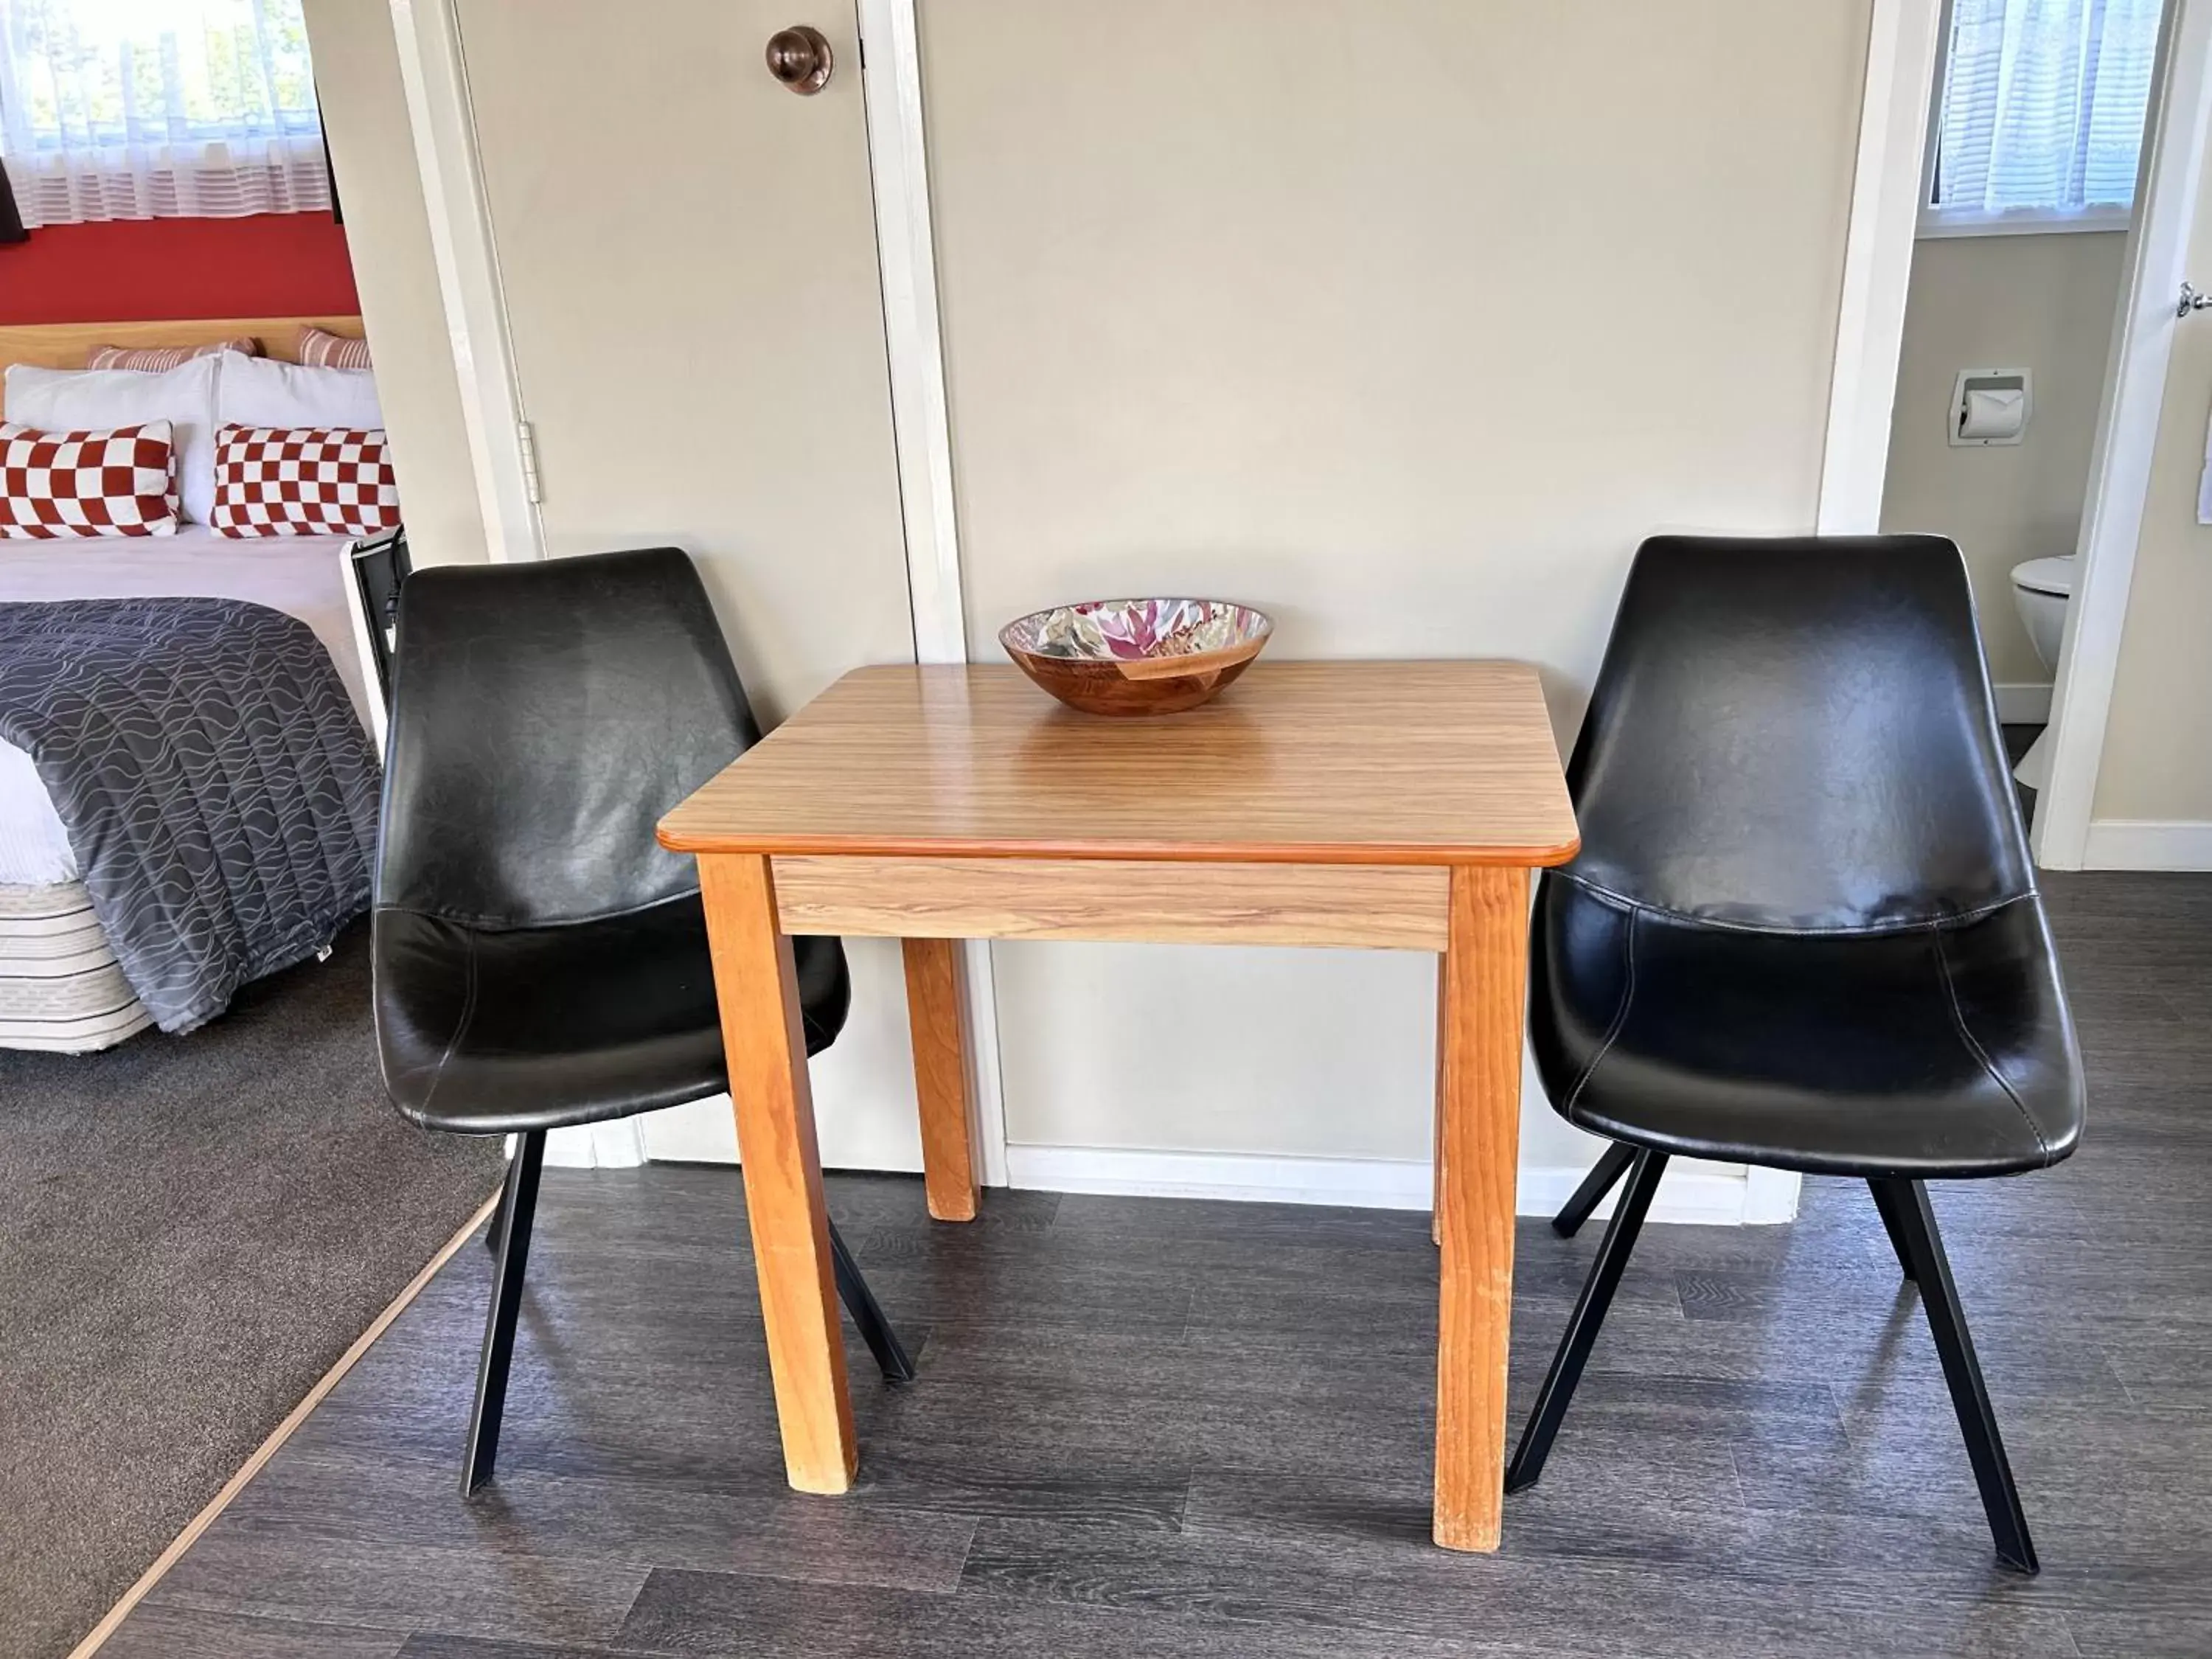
[1881, 232, 2127, 700]
[328, 0, 1904, 1217]
[920, 0, 1874, 1205]
[301, 0, 486, 568]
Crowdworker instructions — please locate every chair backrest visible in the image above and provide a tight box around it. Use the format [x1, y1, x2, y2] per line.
[348, 526, 411, 709]
[1559, 534, 2034, 933]
[377, 546, 758, 928]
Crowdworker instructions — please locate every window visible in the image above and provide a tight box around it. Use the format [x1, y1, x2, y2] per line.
[1924, 0, 2164, 236]
[0, 0, 328, 229]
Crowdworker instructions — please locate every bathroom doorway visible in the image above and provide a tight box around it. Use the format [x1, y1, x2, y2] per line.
[1880, 0, 2210, 864]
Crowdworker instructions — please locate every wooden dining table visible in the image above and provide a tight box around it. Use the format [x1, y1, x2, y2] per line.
[657, 659, 1579, 1551]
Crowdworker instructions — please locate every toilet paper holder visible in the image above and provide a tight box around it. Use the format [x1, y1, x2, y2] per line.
[1949, 368, 2031, 448]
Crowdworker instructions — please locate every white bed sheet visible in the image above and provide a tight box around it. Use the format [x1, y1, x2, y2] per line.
[0, 529, 370, 885]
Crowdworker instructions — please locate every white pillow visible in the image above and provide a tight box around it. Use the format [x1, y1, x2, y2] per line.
[214, 349, 382, 431]
[4, 355, 220, 525]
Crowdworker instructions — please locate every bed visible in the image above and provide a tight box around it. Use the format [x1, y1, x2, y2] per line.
[0, 316, 385, 1051]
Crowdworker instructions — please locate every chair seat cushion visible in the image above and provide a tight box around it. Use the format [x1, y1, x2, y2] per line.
[1530, 876, 2084, 1178]
[373, 892, 849, 1134]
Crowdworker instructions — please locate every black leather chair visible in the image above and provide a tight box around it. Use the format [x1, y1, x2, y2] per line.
[1512, 534, 2084, 1574]
[372, 546, 912, 1496]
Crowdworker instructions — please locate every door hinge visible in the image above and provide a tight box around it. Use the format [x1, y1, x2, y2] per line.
[516, 419, 543, 504]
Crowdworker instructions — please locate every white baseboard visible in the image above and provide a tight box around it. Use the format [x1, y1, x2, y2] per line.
[2081, 818, 2212, 871]
[1517, 1159, 1781, 1225]
[608, 1124, 1795, 1225]
[1003, 1144, 1783, 1225]
[1992, 681, 2053, 724]
[1740, 1165, 1804, 1224]
[1009, 1144, 1433, 1210]
[543, 1120, 647, 1169]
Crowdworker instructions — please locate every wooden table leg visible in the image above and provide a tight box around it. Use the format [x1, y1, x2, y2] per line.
[698, 852, 857, 1494]
[1433, 863, 1529, 1552]
[1432, 953, 1450, 1246]
[902, 936, 979, 1222]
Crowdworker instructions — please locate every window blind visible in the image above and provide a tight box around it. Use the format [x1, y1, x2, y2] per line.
[0, 0, 329, 228]
[1933, 0, 2163, 218]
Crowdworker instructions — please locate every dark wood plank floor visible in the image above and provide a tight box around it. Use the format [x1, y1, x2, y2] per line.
[103, 870, 2212, 1659]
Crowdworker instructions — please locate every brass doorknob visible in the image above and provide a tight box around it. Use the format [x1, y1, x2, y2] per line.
[765, 24, 832, 94]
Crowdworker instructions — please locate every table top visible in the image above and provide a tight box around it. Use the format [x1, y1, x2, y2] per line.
[658, 661, 1579, 866]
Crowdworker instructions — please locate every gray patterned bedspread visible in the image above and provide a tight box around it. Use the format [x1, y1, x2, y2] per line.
[0, 597, 380, 1033]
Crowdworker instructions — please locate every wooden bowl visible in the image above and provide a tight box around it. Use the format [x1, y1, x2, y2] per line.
[999, 598, 1274, 717]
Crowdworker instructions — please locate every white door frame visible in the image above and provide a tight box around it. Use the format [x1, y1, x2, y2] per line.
[1819, 0, 1946, 538]
[389, 0, 1012, 1179]
[391, 0, 602, 1170]
[1738, 0, 1947, 1225]
[2034, 0, 2212, 868]
[856, 0, 1012, 1188]
[387, 0, 543, 565]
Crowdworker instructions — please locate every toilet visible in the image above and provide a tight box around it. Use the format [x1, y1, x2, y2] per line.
[2008, 554, 2075, 791]
[2011, 554, 2074, 672]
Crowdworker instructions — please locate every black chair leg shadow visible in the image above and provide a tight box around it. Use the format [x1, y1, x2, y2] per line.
[1509, 1147, 1669, 1492]
[483, 1166, 512, 1255]
[1551, 1141, 1637, 1237]
[1875, 1178, 2039, 1575]
[1866, 1178, 1919, 1282]
[459, 1135, 917, 1496]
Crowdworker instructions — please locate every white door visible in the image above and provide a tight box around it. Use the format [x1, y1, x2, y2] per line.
[454, 0, 922, 1170]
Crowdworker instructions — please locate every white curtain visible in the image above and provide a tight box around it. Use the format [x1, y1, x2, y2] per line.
[0, 0, 328, 227]
[1935, 0, 2164, 218]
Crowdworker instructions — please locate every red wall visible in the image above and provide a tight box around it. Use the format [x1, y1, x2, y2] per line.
[0, 214, 359, 326]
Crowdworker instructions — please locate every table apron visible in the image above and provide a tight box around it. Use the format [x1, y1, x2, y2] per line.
[768, 854, 1450, 951]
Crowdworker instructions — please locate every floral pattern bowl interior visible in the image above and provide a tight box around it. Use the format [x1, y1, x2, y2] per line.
[999, 598, 1274, 717]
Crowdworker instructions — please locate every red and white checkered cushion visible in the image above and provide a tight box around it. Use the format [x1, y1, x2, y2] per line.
[209, 424, 402, 538]
[86, 337, 261, 371]
[0, 420, 181, 539]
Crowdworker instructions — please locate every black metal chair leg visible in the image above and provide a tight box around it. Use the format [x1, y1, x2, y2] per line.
[1877, 1178, 2038, 1575]
[1865, 1178, 1917, 1281]
[830, 1218, 917, 1383]
[462, 1129, 545, 1496]
[1508, 1147, 1669, 1493]
[1552, 1140, 1637, 1237]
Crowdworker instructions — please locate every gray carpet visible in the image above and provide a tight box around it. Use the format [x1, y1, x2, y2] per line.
[0, 921, 504, 1659]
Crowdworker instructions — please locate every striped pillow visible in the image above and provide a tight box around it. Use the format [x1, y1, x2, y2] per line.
[298, 326, 374, 371]
[86, 338, 261, 372]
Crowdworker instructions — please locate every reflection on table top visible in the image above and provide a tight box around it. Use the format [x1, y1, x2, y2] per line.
[659, 661, 1578, 867]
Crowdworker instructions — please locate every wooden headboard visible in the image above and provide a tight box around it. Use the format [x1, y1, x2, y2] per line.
[0, 314, 366, 371]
